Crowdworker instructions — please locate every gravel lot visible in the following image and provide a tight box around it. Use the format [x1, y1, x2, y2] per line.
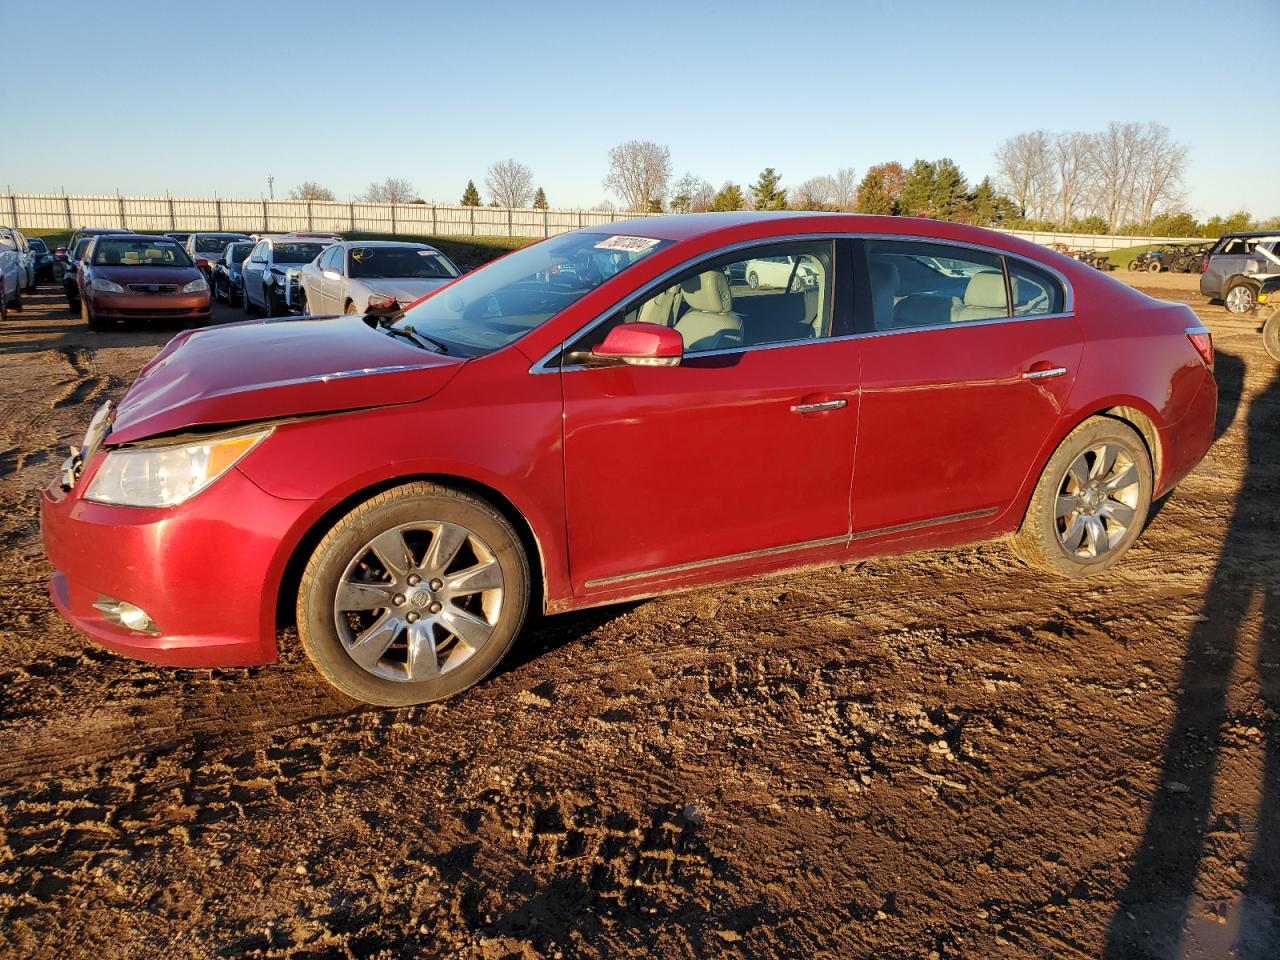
[0, 270, 1277, 959]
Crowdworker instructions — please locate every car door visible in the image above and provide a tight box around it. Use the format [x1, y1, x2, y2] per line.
[558, 239, 860, 594]
[851, 239, 1081, 536]
[324, 246, 346, 311]
[243, 241, 268, 307]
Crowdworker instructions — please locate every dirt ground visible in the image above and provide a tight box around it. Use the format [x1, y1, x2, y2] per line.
[0, 268, 1277, 960]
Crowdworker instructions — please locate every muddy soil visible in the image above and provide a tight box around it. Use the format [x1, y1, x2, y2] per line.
[0, 273, 1277, 959]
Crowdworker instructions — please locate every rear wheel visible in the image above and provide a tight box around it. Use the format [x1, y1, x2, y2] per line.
[1263, 307, 1280, 362]
[1013, 416, 1152, 578]
[297, 482, 530, 706]
[243, 282, 260, 316]
[1147, 260, 1162, 273]
[1224, 280, 1258, 315]
[1127, 260, 1139, 272]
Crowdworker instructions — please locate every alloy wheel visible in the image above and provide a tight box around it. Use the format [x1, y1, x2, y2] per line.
[333, 521, 505, 682]
[1225, 284, 1255, 314]
[1054, 442, 1141, 560]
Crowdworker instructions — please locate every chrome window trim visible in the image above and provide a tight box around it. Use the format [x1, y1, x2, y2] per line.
[529, 232, 1076, 374]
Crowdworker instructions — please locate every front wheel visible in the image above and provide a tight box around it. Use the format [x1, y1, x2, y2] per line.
[297, 482, 530, 706]
[1224, 280, 1258, 315]
[243, 282, 261, 316]
[1263, 307, 1280, 362]
[1127, 260, 1139, 272]
[1147, 260, 1162, 273]
[1013, 416, 1152, 578]
[82, 297, 106, 331]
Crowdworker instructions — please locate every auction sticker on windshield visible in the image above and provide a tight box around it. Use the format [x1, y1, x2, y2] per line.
[594, 235, 660, 252]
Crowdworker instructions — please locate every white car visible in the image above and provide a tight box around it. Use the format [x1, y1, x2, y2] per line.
[741, 254, 819, 290]
[297, 241, 461, 316]
[241, 236, 334, 317]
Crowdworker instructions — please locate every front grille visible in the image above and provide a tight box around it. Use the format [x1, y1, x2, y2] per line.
[127, 283, 178, 294]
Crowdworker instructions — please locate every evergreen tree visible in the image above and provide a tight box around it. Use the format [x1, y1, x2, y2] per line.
[749, 167, 787, 210]
[460, 180, 481, 207]
[854, 162, 904, 215]
[532, 187, 549, 210]
[709, 183, 746, 212]
[646, 197, 664, 213]
[897, 160, 938, 217]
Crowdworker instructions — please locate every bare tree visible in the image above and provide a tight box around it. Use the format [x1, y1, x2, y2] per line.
[670, 173, 714, 213]
[994, 130, 1055, 220]
[792, 176, 837, 210]
[359, 177, 417, 203]
[288, 181, 335, 201]
[1087, 121, 1147, 229]
[1051, 131, 1091, 226]
[831, 167, 858, 211]
[603, 140, 672, 212]
[1132, 123, 1188, 224]
[485, 159, 535, 208]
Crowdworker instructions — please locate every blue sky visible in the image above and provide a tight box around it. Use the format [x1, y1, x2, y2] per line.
[9, 0, 1278, 219]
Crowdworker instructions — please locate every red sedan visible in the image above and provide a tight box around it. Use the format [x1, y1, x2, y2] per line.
[41, 213, 1217, 705]
[78, 234, 211, 330]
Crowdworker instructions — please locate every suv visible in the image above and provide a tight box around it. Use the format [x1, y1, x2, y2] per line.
[1200, 231, 1280, 314]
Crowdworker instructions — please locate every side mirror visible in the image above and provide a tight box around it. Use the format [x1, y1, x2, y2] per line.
[591, 324, 683, 367]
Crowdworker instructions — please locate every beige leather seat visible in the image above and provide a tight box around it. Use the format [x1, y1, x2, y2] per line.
[951, 271, 1009, 323]
[675, 271, 743, 351]
[636, 283, 680, 326]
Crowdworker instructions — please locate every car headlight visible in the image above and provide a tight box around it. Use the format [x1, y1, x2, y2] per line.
[84, 430, 270, 507]
[183, 277, 209, 293]
[91, 278, 124, 293]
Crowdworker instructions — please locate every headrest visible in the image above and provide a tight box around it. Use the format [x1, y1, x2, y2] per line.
[121, 251, 140, 264]
[681, 271, 732, 312]
[963, 271, 1006, 309]
[869, 258, 899, 291]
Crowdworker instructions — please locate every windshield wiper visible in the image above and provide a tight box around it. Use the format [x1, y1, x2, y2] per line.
[377, 316, 448, 354]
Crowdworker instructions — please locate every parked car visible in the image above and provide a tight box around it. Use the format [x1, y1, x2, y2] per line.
[76, 234, 210, 330]
[164, 232, 191, 246]
[0, 226, 36, 292]
[740, 254, 819, 290]
[185, 232, 251, 278]
[41, 213, 1218, 707]
[241, 236, 333, 316]
[67, 226, 128, 254]
[288, 231, 345, 242]
[62, 235, 97, 312]
[27, 237, 56, 283]
[210, 240, 256, 305]
[1200, 231, 1280, 314]
[1257, 276, 1280, 361]
[296, 241, 460, 316]
[0, 230, 26, 317]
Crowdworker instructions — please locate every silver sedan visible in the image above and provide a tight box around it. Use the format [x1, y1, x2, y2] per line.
[297, 241, 461, 315]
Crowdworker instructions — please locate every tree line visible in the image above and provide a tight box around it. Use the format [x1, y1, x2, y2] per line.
[285, 124, 1274, 237]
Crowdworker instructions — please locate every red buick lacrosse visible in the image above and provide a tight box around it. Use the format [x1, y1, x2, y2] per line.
[41, 213, 1217, 705]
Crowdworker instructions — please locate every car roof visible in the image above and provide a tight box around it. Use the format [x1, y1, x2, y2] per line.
[190, 231, 250, 237]
[94, 234, 183, 243]
[1219, 231, 1280, 239]
[338, 240, 438, 250]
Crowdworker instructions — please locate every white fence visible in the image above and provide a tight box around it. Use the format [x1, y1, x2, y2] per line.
[0, 193, 656, 240]
[0, 192, 1198, 251]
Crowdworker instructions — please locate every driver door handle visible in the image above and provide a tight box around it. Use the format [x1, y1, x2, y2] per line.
[1021, 364, 1068, 381]
[791, 398, 847, 414]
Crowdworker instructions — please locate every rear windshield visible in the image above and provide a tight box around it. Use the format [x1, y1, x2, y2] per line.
[28, 238, 47, 252]
[273, 242, 327, 264]
[348, 246, 460, 280]
[194, 235, 244, 253]
[92, 239, 192, 267]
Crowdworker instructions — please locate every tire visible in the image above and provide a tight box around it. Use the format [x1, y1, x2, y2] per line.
[11, 286, 20, 312]
[0, 282, 7, 323]
[243, 282, 261, 316]
[1147, 260, 1162, 273]
[82, 297, 106, 332]
[298, 290, 308, 316]
[266, 284, 283, 317]
[297, 482, 530, 706]
[1127, 260, 1139, 272]
[1263, 307, 1280, 362]
[747, 271, 759, 289]
[1224, 279, 1258, 315]
[1013, 416, 1153, 578]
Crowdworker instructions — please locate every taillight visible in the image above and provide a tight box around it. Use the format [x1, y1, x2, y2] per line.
[1187, 326, 1214, 370]
[1201, 260, 1209, 273]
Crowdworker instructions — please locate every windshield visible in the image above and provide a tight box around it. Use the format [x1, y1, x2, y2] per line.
[92, 239, 192, 267]
[274, 242, 326, 264]
[224, 242, 254, 265]
[397, 232, 671, 358]
[348, 246, 459, 280]
[195, 235, 244, 253]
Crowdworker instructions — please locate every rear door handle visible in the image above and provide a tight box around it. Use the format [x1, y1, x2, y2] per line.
[791, 398, 847, 413]
[1021, 365, 1067, 381]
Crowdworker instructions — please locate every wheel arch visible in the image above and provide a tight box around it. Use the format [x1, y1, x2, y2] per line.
[272, 471, 549, 634]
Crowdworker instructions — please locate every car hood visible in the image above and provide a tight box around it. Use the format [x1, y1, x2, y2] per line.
[363, 278, 455, 302]
[92, 265, 203, 285]
[109, 315, 464, 444]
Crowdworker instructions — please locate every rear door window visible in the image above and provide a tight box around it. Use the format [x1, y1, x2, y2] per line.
[865, 240, 1006, 330]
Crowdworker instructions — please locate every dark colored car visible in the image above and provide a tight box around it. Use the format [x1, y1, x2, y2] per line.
[77, 235, 211, 330]
[67, 226, 129, 255]
[211, 240, 256, 305]
[41, 213, 1218, 706]
[165, 232, 191, 246]
[27, 237, 56, 283]
[185, 232, 251, 275]
[62, 235, 98, 312]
